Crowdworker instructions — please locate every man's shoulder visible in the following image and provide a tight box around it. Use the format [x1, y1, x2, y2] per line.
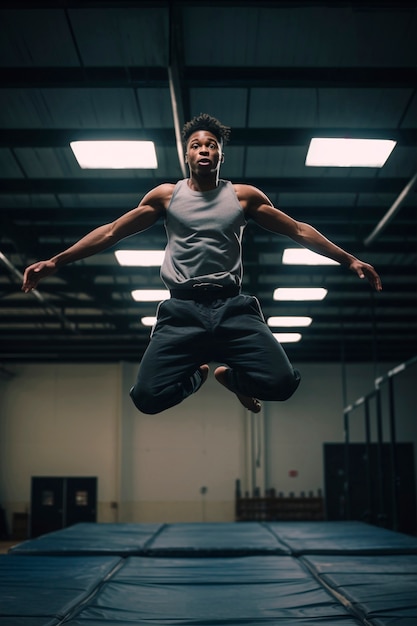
[147, 181, 177, 200]
[141, 182, 177, 212]
[232, 182, 263, 199]
[154, 181, 177, 194]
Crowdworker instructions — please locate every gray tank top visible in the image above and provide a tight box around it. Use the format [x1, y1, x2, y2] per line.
[160, 179, 247, 290]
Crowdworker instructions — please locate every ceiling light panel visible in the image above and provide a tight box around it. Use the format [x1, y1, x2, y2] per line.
[282, 249, 339, 265]
[273, 288, 328, 301]
[305, 138, 396, 167]
[131, 290, 169, 302]
[267, 316, 312, 327]
[115, 250, 165, 266]
[273, 333, 302, 343]
[141, 317, 157, 326]
[70, 141, 158, 169]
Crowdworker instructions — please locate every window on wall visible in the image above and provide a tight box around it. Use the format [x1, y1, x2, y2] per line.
[41, 490, 54, 506]
[75, 490, 89, 506]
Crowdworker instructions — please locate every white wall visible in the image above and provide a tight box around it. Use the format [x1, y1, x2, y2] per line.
[118, 361, 246, 523]
[0, 363, 120, 530]
[264, 363, 345, 496]
[0, 358, 415, 535]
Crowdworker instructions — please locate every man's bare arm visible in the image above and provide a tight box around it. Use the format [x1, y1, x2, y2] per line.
[239, 184, 382, 292]
[22, 184, 171, 293]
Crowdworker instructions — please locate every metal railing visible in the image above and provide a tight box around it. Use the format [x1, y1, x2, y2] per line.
[343, 355, 417, 532]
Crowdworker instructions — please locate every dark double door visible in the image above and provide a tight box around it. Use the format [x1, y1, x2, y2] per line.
[30, 476, 97, 538]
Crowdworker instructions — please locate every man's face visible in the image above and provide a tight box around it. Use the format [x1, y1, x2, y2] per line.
[185, 130, 223, 175]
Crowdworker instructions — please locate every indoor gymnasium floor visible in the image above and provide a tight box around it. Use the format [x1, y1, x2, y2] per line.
[1, 520, 417, 625]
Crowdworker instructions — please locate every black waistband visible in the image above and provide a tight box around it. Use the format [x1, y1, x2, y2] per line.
[170, 285, 240, 301]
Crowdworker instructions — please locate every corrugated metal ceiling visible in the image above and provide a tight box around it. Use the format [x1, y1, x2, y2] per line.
[0, 1, 416, 365]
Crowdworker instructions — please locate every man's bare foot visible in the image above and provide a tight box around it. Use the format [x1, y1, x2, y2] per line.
[214, 366, 261, 413]
[199, 364, 210, 386]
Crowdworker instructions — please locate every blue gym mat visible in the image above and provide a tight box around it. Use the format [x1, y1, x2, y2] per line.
[59, 554, 365, 625]
[8, 522, 164, 556]
[0, 554, 121, 626]
[302, 553, 417, 626]
[9, 521, 289, 557]
[265, 520, 417, 555]
[4, 521, 417, 625]
[145, 521, 290, 556]
[94, 554, 308, 584]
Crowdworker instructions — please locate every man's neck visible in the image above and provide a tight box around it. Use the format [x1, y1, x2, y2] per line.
[187, 174, 219, 192]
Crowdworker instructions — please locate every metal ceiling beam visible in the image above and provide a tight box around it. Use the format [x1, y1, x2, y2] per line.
[3, 222, 415, 256]
[0, 0, 170, 6]
[0, 250, 78, 333]
[0, 67, 168, 88]
[1, 312, 415, 326]
[2, 128, 415, 148]
[3, 242, 415, 261]
[184, 66, 417, 89]
[0, 341, 414, 365]
[2, 205, 414, 222]
[1, 0, 414, 8]
[364, 171, 417, 247]
[0, 129, 176, 147]
[1, 328, 414, 342]
[1, 66, 415, 88]
[5, 220, 414, 239]
[1, 281, 413, 297]
[0, 177, 411, 194]
[2, 299, 416, 314]
[2, 263, 413, 279]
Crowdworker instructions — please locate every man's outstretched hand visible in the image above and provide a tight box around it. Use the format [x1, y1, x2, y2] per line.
[22, 260, 57, 293]
[349, 259, 382, 292]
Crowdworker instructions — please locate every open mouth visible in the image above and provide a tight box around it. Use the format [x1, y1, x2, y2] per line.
[198, 159, 211, 166]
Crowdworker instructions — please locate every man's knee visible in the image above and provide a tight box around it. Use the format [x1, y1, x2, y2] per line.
[129, 384, 163, 415]
[274, 369, 301, 402]
[130, 367, 207, 415]
[273, 369, 301, 401]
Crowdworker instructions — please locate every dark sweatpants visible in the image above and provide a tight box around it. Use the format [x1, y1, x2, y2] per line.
[130, 293, 301, 414]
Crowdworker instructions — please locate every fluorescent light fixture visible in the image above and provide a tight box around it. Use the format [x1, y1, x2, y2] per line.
[70, 141, 158, 169]
[115, 250, 165, 266]
[282, 248, 339, 266]
[273, 333, 302, 343]
[141, 316, 157, 326]
[273, 287, 327, 301]
[305, 138, 396, 167]
[267, 316, 312, 327]
[131, 289, 169, 302]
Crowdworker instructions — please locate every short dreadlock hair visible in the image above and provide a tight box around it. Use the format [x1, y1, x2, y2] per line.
[182, 113, 231, 148]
